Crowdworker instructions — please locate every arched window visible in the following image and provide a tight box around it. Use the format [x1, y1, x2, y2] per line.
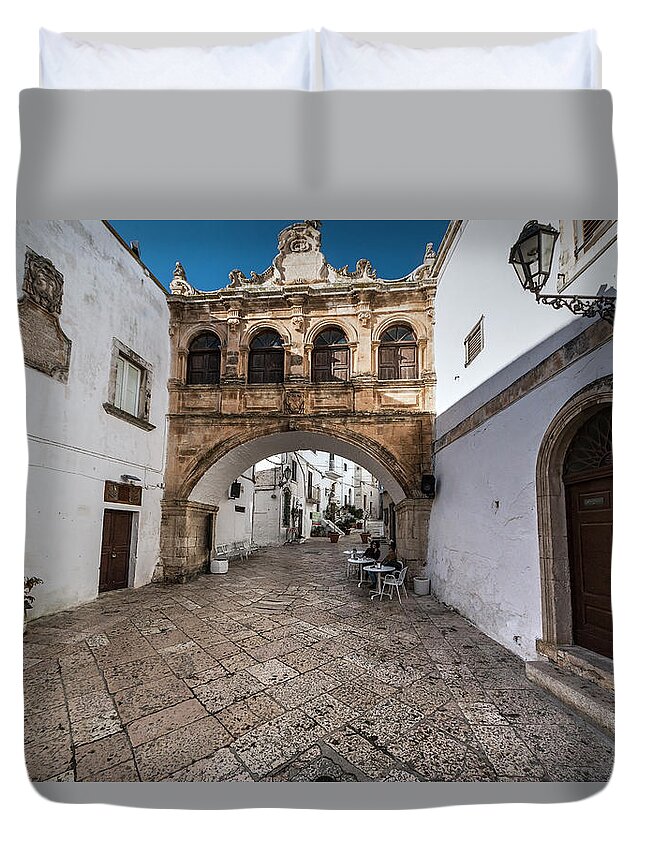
[564, 407, 613, 480]
[378, 324, 417, 380]
[312, 326, 349, 382]
[248, 330, 285, 384]
[187, 332, 221, 385]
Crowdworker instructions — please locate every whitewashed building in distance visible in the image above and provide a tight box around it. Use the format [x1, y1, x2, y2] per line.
[231, 451, 381, 548]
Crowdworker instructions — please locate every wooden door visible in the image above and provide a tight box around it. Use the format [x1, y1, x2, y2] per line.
[312, 347, 349, 382]
[187, 350, 220, 384]
[378, 346, 398, 380]
[99, 510, 133, 592]
[566, 474, 613, 658]
[378, 344, 417, 380]
[398, 344, 417, 379]
[248, 350, 284, 384]
[312, 347, 332, 382]
[331, 347, 349, 381]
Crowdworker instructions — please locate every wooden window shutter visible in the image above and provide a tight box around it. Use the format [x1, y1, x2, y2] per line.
[464, 317, 484, 367]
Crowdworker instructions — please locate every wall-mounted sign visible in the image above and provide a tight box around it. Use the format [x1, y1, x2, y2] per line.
[104, 481, 142, 506]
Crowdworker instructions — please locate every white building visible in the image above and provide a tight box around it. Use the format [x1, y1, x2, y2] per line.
[18, 220, 171, 618]
[251, 450, 381, 545]
[428, 220, 615, 669]
[211, 467, 255, 550]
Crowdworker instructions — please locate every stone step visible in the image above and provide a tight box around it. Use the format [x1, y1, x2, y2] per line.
[554, 645, 614, 691]
[526, 660, 615, 735]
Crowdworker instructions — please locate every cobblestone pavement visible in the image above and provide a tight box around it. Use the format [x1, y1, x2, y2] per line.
[23, 535, 614, 783]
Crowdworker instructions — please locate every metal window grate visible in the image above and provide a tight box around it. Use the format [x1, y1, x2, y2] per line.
[464, 317, 484, 367]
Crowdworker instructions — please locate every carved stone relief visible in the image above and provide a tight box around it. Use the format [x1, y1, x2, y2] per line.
[284, 391, 305, 414]
[18, 248, 71, 383]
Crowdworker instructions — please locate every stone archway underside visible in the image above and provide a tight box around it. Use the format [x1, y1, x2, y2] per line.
[188, 430, 407, 505]
[160, 414, 433, 583]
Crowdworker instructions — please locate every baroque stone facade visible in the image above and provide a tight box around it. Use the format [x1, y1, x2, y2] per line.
[162, 221, 437, 582]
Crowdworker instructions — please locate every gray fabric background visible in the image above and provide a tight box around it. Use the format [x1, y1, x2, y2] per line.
[18, 90, 616, 220]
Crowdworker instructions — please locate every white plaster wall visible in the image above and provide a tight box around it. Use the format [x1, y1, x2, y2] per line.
[17, 220, 170, 618]
[428, 339, 612, 660]
[434, 220, 617, 414]
[213, 468, 254, 547]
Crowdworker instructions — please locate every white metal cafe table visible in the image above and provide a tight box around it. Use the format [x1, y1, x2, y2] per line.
[346, 556, 374, 585]
[366, 563, 396, 599]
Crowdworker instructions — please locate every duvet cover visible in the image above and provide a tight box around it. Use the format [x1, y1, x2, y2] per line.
[18, 88, 617, 809]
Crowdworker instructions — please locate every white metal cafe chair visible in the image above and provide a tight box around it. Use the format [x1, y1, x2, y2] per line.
[232, 541, 250, 561]
[379, 565, 408, 603]
[214, 544, 229, 559]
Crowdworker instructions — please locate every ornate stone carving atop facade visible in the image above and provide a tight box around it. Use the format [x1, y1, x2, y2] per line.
[169, 260, 197, 296]
[335, 259, 378, 282]
[19, 248, 71, 383]
[229, 267, 277, 287]
[220, 221, 439, 292]
[274, 221, 327, 284]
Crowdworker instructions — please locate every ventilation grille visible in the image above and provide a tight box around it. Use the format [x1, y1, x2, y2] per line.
[464, 317, 484, 367]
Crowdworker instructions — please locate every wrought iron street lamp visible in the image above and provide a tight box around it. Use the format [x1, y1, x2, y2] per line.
[509, 220, 616, 323]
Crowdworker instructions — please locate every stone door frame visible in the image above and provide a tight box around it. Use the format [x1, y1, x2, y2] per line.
[535, 376, 612, 659]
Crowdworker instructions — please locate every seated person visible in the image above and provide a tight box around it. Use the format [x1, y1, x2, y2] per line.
[363, 539, 381, 588]
[381, 541, 403, 571]
[363, 540, 381, 561]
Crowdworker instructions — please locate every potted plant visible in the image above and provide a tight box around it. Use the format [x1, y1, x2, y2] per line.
[328, 531, 340, 543]
[24, 576, 43, 628]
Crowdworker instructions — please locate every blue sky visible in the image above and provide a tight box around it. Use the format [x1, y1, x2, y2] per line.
[109, 221, 451, 292]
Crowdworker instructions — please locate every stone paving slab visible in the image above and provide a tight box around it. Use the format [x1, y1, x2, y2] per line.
[23, 535, 614, 783]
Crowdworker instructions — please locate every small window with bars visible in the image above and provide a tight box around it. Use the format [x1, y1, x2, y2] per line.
[464, 317, 484, 367]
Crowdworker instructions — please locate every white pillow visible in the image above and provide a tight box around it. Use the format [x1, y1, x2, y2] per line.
[321, 30, 599, 90]
[40, 29, 316, 90]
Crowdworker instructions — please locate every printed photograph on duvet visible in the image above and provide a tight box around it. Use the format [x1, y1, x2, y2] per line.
[19, 219, 615, 783]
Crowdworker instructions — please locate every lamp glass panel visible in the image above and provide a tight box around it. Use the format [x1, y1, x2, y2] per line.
[540, 231, 557, 276]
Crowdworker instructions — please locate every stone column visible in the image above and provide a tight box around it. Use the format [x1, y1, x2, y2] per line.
[160, 499, 218, 583]
[394, 498, 434, 581]
[355, 300, 374, 376]
[287, 297, 307, 382]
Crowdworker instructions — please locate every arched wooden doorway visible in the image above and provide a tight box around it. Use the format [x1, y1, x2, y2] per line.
[563, 406, 613, 658]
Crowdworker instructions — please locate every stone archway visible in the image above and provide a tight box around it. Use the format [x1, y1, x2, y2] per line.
[160, 417, 433, 583]
[162, 221, 438, 584]
[535, 376, 613, 660]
